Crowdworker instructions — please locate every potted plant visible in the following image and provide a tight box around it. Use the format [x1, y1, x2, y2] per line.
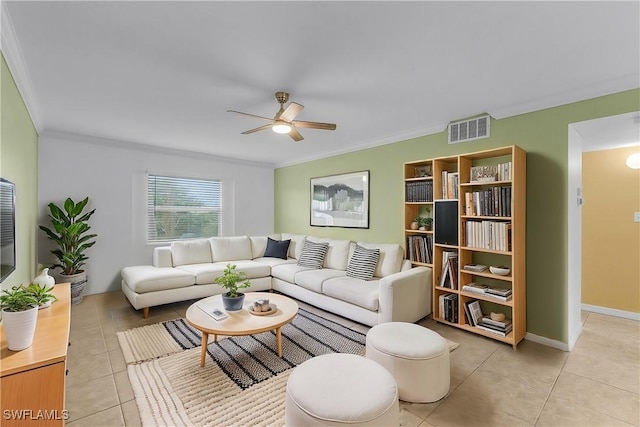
[416, 216, 433, 231]
[25, 283, 58, 309]
[0, 286, 39, 351]
[39, 197, 97, 304]
[214, 263, 251, 311]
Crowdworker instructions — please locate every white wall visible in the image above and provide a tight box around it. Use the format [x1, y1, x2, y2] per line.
[38, 132, 274, 295]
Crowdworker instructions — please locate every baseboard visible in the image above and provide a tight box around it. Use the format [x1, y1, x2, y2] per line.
[581, 304, 640, 321]
[524, 333, 570, 352]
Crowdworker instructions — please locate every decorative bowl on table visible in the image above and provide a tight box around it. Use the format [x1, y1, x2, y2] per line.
[489, 266, 511, 276]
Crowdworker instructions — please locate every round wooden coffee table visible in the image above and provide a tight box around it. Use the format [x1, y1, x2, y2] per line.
[186, 292, 299, 367]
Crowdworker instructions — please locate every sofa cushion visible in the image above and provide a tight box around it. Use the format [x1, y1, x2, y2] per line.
[307, 237, 351, 270]
[355, 242, 403, 278]
[294, 269, 346, 293]
[271, 263, 312, 283]
[252, 257, 297, 268]
[281, 233, 307, 259]
[264, 237, 291, 259]
[322, 277, 380, 311]
[346, 244, 380, 280]
[249, 234, 281, 259]
[170, 240, 212, 266]
[176, 260, 270, 285]
[210, 236, 252, 262]
[297, 239, 329, 269]
[121, 266, 195, 293]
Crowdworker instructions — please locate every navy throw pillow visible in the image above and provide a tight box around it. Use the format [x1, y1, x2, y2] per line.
[264, 238, 291, 260]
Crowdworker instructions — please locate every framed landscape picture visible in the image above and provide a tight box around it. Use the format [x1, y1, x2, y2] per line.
[310, 171, 369, 228]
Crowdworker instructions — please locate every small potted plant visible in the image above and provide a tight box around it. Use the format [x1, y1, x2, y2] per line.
[0, 286, 39, 351]
[416, 216, 433, 231]
[214, 264, 251, 311]
[25, 283, 58, 309]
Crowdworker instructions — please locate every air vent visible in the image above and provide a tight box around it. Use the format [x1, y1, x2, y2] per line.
[448, 115, 490, 144]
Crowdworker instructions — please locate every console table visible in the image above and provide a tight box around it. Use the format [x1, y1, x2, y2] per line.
[1, 283, 70, 426]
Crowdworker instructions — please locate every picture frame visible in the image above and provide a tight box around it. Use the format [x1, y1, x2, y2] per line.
[414, 165, 432, 178]
[310, 171, 369, 228]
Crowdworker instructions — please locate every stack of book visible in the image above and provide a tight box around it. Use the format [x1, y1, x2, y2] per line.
[439, 251, 459, 289]
[461, 283, 512, 301]
[439, 293, 458, 323]
[477, 316, 512, 337]
[406, 235, 433, 264]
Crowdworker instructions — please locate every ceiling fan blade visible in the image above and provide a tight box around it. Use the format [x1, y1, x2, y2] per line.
[241, 124, 273, 135]
[279, 102, 304, 122]
[292, 120, 337, 130]
[227, 110, 274, 122]
[289, 127, 304, 142]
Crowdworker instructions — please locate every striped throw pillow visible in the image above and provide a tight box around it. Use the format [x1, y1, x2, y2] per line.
[297, 240, 329, 269]
[346, 244, 380, 280]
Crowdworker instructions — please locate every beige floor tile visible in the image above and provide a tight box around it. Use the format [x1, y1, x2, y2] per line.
[65, 375, 120, 422]
[104, 332, 121, 351]
[66, 351, 113, 386]
[109, 348, 127, 373]
[121, 400, 142, 427]
[114, 370, 135, 403]
[546, 371, 639, 425]
[480, 339, 567, 389]
[400, 400, 440, 420]
[564, 338, 640, 394]
[401, 408, 425, 427]
[418, 420, 436, 427]
[426, 391, 532, 427]
[66, 405, 124, 427]
[453, 365, 550, 425]
[536, 393, 635, 426]
[67, 328, 107, 356]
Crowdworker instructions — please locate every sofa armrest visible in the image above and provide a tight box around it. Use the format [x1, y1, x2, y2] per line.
[153, 246, 173, 268]
[378, 266, 432, 324]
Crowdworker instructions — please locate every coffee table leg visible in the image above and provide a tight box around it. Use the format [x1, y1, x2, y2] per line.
[276, 327, 282, 357]
[200, 332, 209, 367]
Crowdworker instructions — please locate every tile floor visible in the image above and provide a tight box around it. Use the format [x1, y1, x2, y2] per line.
[65, 291, 640, 427]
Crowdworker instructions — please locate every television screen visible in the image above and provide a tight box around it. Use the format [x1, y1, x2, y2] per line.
[0, 178, 16, 282]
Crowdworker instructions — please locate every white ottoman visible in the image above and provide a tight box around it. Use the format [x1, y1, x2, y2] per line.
[285, 353, 399, 426]
[366, 322, 450, 403]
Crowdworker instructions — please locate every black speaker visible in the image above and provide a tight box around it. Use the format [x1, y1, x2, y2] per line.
[435, 200, 458, 245]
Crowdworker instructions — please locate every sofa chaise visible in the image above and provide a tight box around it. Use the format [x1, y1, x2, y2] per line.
[121, 233, 432, 326]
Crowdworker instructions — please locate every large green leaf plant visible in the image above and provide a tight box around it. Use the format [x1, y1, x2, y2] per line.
[39, 197, 97, 276]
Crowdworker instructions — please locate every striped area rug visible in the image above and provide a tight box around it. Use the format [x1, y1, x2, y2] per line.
[118, 310, 458, 426]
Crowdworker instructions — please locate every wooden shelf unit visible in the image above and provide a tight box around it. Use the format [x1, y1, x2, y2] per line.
[403, 146, 526, 348]
[1, 283, 71, 426]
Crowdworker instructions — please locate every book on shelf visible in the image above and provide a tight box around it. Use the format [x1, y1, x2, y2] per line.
[485, 287, 512, 297]
[462, 283, 489, 294]
[476, 323, 513, 337]
[405, 180, 433, 202]
[196, 301, 228, 320]
[462, 264, 487, 272]
[406, 235, 433, 264]
[439, 250, 458, 288]
[443, 293, 458, 323]
[466, 300, 483, 327]
[469, 162, 512, 183]
[480, 316, 512, 329]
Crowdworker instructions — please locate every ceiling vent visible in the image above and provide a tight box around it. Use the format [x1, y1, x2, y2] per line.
[448, 115, 491, 144]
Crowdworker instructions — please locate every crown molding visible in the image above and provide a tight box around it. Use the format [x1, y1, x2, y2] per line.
[275, 123, 446, 168]
[39, 130, 275, 169]
[1, 1, 42, 131]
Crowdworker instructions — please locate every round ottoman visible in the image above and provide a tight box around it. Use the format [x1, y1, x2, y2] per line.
[285, 353, 399, 426]
[366, 322, 450, 403]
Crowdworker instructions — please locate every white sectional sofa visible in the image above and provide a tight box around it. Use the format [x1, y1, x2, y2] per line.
[121, 233, 432, 326]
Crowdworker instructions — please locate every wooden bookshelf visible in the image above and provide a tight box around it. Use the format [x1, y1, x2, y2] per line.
[403, 146, 526, 348]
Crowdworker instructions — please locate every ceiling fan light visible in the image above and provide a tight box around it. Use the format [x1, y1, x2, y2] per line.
[272, 122, 292, 134]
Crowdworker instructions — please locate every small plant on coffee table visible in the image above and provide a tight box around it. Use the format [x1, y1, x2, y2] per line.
[214, 264, 251, 297]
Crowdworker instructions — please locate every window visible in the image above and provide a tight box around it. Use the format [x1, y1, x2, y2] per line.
[147, 174, 222, 242]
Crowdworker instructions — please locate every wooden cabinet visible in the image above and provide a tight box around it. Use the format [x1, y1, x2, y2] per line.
[404, 146, 526, 348]
[1, 283, 70, 426]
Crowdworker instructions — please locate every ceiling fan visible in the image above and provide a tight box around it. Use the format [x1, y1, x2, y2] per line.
[227, 92, 337, 142]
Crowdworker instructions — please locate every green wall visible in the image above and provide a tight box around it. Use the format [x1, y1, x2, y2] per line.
[0, 53, 39, 289]
[275, 89, 640, 343]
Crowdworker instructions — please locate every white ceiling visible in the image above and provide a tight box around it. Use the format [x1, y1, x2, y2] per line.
[3, 1, 639, 167]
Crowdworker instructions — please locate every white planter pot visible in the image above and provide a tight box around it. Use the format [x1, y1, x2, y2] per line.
[2, 307, 39, 351]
